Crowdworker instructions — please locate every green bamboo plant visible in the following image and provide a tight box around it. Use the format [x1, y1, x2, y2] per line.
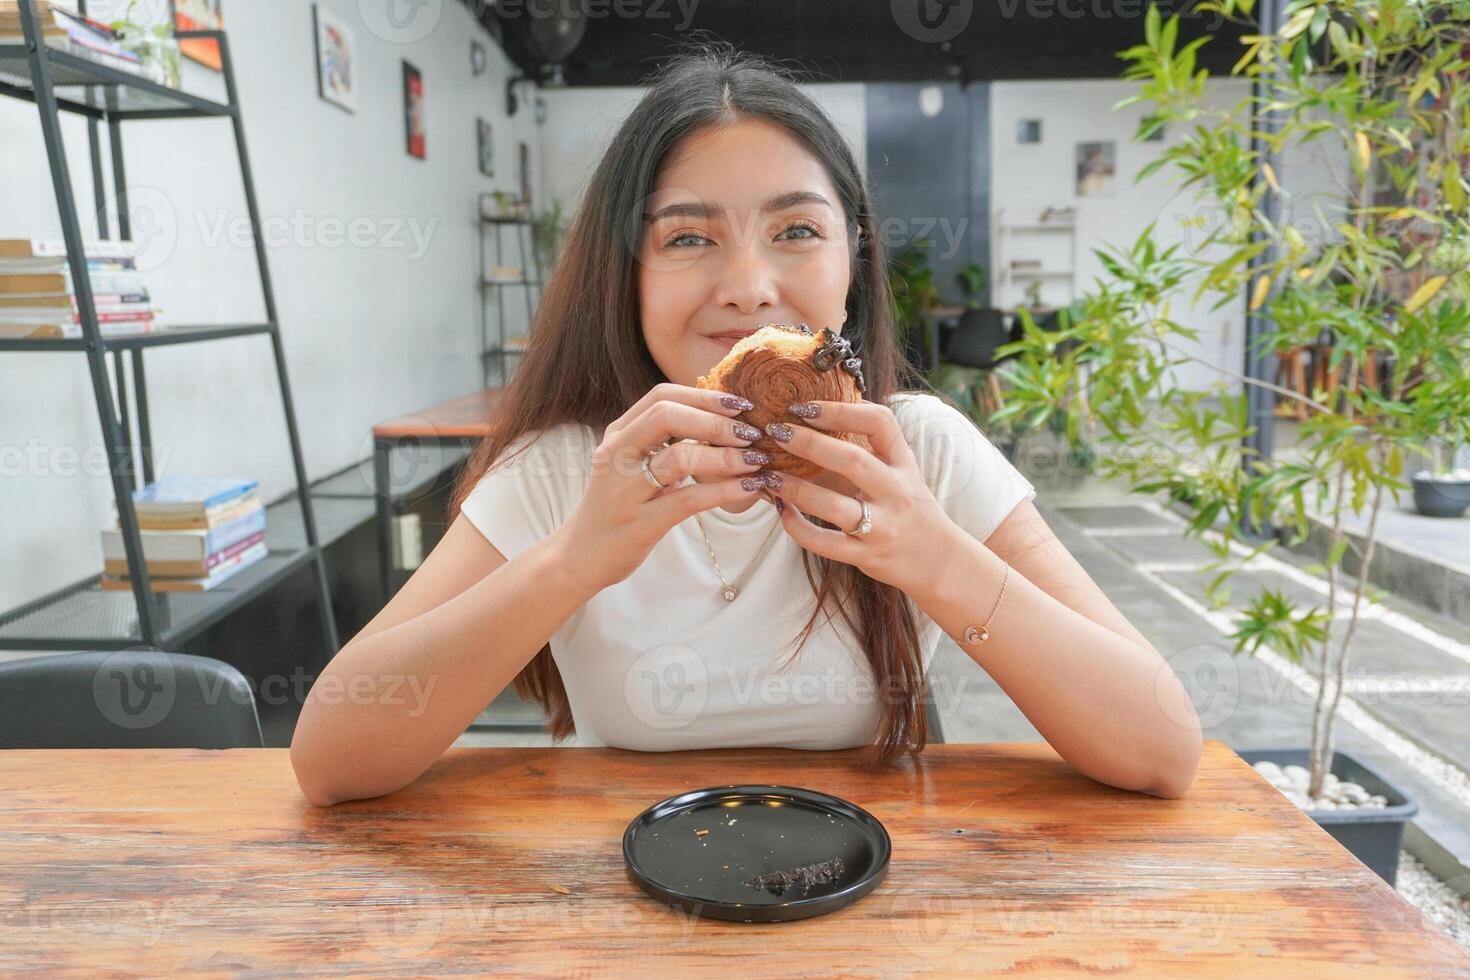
[994, 0, 1470, 798]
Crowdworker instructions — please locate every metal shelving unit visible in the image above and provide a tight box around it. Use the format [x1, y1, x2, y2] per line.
[476, 193, 541, 388]
[0, 3, 337, 654]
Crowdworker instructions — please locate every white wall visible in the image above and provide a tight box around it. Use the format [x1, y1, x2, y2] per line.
[989, 77, 1349, 393]
[0, 0, 540, 611]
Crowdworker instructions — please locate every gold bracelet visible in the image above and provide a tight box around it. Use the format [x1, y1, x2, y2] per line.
[961, 561, 1010, 645]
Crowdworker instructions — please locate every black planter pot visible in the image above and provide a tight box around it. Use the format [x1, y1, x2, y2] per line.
[1238, 748, 1418, 886]
[1411, 473, 1470, 518]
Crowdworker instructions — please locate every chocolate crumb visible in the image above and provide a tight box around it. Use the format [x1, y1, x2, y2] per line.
[742, 857, 845, 897]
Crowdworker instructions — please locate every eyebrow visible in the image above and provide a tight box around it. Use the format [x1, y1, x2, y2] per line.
[641, 190, 833, 223]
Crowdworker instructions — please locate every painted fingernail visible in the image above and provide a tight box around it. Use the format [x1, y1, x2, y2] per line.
[773, 496, 785, 514]
[789, 401, 822, 419]
[742, 449, 771, 466]
[733, 421, 762, 442]
[740, 475, 766, 492]
[760, 470, 783, 490]
[764, 421, 794, 443]
[721, 395, 755, 412]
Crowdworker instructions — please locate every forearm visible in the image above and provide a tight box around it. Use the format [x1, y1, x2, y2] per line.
[913, 526, 1202, 798]
[290, 531, 598, 805]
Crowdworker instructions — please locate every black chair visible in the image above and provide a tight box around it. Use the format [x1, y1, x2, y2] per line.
[944, 308, 1017, 369]
[0, 650, 263, 749]
[942, 308, 1019, 418]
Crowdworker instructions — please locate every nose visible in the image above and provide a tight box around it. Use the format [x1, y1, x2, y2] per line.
[713, 237, 780, 316]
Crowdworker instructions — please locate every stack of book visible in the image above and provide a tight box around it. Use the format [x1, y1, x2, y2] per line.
[0, 239, 154, 340]
[100, 477, 268, 593]
[0, 1, 146, 76]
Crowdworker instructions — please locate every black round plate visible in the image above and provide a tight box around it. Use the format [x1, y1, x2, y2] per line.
[623, 784, 891, 923]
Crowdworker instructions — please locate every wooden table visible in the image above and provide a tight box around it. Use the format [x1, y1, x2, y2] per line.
[2, 742, 1466, 976]
[372, 388, 501, 601]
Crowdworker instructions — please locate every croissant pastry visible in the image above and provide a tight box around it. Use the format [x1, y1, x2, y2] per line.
[695, 322, 869, 480]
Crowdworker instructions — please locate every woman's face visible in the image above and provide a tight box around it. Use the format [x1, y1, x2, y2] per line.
[637, 117, 853, 387]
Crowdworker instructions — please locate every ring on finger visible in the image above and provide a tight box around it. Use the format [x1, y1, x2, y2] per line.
[843, 498, 874, 537]
[641, 446, 672, 490]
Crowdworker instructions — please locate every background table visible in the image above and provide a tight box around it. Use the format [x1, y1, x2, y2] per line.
[373, 388, 501, 601]
[1, 742, 1466, 976]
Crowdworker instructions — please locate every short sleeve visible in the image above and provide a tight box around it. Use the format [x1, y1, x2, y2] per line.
[459, 423, 595, 561]
[891, 393, 1036, 544]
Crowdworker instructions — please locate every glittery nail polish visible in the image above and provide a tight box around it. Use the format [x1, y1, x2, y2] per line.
[721, 395, 755, 412]
[733, 421, 762, 442]
[764, 421, 794, 443]
[773, 496, 785, 514]
[742, 449, 771, 466]
[789, 402, 822, 419]
[760, 470, 783, 490]
[740, 475, 765, 491]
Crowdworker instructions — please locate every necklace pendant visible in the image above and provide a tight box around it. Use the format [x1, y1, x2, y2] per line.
[722, 585, 739, 601]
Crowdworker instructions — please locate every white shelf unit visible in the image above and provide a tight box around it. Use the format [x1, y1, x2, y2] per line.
[991, 208, 1080, 311]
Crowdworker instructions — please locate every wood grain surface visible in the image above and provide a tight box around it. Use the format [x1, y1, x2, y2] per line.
[1, 741, 1466, 977]
[373, 388, 502, 440]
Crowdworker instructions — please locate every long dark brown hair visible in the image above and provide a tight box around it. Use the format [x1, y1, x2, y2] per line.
[449, 40, 935, 771]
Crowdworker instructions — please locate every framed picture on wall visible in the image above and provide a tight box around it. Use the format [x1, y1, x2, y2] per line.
[1075, 141, 1115, 197]
[477, 118, 494, 177]
[171, 0, 223, 71]
[312, 4, 355, 113]
[403, 61, 425, 160]
[1017, 119, 1042, 144]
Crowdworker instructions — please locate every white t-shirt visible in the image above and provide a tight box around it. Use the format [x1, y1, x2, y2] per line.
[458, 391, 1036, 751]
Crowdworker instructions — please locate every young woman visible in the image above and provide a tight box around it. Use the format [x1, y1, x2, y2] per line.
[290, 44, 1202, 807]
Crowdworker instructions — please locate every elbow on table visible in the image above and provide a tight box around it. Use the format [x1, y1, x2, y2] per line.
[1144, 736, 1204, 800]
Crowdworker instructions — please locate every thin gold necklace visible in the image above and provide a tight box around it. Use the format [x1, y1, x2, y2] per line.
[692, 509, 783, 601]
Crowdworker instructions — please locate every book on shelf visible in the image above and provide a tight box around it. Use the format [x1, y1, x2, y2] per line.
[101, 502, 267, 567]
[102, 530, 266, 578]
[0, 241, 154, 338]
[127, 476, 261, 523]
[100, 540, 270, 593]
[488, 265, 524, 281]
[0, 2, 148, 77]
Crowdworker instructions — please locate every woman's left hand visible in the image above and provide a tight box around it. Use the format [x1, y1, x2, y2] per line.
[760, 400, 956, 593]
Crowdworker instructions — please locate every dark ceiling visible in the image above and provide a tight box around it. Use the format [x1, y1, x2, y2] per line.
[482, 0, 1255, 87]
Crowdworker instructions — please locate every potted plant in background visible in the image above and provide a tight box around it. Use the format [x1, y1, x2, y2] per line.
[110, 0, 180, 88]
[1411, 437, 1470, 518]
[958, 263, 988, 310]
[888, 243, 939, 371]
[530, 196, 569, 285]
[997, 1, 1470, 885]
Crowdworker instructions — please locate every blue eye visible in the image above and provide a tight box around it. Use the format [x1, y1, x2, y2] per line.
[665, 232, 711, 248]
[782, 221, 822, 240]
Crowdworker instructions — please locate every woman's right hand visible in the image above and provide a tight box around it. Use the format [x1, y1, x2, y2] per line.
[555, 383, 773, 590]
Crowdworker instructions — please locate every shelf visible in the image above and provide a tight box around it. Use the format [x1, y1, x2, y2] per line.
[479, 215, 531, 226]
[1007, 269, 1075, 279]
[1001, 223, 1076, 233]
[0, 548, 318, 651]
[0, 323, 274, 352]
[481, 278, 535, 287]
[0, 44, 233, 119]
[482, 347, 527, 357]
